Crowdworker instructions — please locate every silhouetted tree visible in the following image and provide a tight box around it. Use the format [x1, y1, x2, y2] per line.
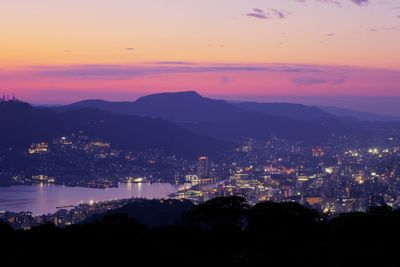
[183, 196, 248, 231]
[4, 197, 400, 267]
[367, 204, 393, 215]
[246, 201, 321, 234]
[0, 220, 13, 236]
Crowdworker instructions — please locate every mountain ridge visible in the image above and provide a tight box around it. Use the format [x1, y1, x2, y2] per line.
[56, 91, 378, 144]
[0, 101, 231, 158]
[60, 91, 400, 122]
[319, 105, 400, 122]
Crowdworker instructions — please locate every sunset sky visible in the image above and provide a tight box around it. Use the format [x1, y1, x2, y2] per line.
[0, 0, 399, 113]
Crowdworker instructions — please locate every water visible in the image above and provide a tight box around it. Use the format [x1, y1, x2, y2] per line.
[0, 183, 179, 216]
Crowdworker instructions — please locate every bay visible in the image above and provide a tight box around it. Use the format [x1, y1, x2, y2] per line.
[0, 183, 179, 216]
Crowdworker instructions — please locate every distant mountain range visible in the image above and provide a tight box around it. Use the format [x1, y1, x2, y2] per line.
[318, 106, 400, 122]
[61, 91, 400, 123]
[2, 91, 399, 159]
[58, 91, 400, 144]
[0, 101, 230, 158]
[60, 91, 332, 122]
[234, 102, 333, 121]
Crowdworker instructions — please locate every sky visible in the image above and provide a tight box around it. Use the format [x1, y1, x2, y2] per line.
[0, 0, 399, 114]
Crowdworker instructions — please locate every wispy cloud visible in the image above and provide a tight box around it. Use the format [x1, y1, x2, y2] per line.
[381, 27, 397, 31]
[221, 76, 231, 84]
[245, 8, 289, 20]
[350, 0, 369, 6]
[30, 63, 324, 80]
[292, 77, 346, 86]
[296, 0, 369, 7]
[152, 61, 196, 65]
[246, 9, 268, 20]
[317, 0, 342, 7]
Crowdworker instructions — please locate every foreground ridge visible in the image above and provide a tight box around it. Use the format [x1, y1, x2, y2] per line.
[1, 196, 398, 266]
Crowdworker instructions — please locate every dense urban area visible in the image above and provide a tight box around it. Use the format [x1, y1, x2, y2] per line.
[2, 127, 400, 229]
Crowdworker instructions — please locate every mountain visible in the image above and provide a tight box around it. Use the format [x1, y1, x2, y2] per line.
[59, 91, 375, 144]
[319, 106, 400, 122]
[59, 91, 334, 123]
[59, 99, 136, 116]
[0, 101, 60, 149]
[61, 91, 248, 123]
[0, 101, 231, 158]
[234, 102, 333, 121]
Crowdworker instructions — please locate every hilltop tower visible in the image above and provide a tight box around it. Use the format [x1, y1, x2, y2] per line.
[0, 92, 19, 102]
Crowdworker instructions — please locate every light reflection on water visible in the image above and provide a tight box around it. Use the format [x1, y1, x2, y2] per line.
[0, 183, 179, 216]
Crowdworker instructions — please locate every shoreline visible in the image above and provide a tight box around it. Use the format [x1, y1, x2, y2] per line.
[0, 182, 181, 216]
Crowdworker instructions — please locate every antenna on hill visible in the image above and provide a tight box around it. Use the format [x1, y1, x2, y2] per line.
[0, 91, 19, 102]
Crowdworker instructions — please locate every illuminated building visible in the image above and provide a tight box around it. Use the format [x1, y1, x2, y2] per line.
[197, 156, 209, 178]
[91, 141, 111, 148]
[305, 196, 322, 206]
[355, 174, 365, 184]
[32, 175, 55, 183]
[312, 147, 325, 157]
[185, 174, 200, 182]
[28, 143, 49, 154]
[127, 177, 149, 183]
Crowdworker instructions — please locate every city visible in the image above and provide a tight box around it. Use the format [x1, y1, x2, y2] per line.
[3, 130, 400, 229]
[1, 0, 400, 266]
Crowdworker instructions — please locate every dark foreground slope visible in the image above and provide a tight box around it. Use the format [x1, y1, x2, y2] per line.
[0, 101, 231, 158]
[1, 197, 399, 267]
